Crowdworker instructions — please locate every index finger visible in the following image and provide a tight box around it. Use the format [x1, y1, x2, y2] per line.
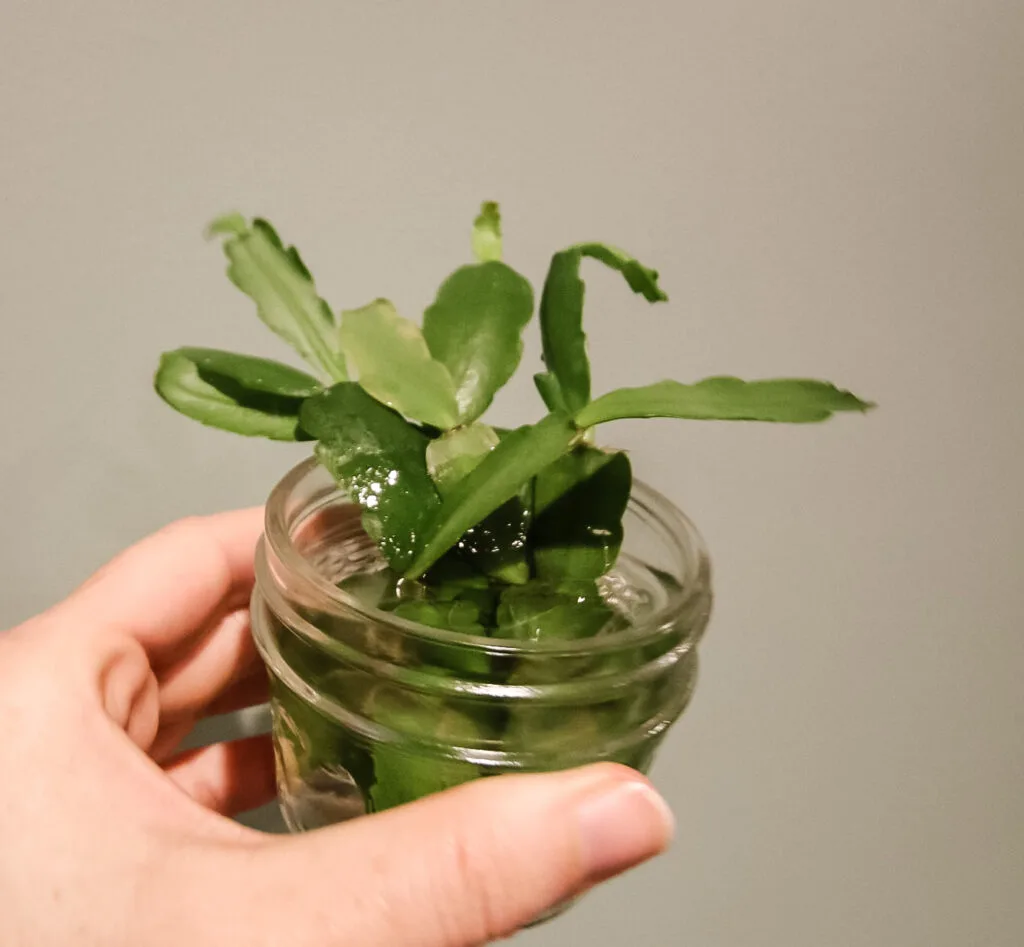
[55, 508, 266, 658]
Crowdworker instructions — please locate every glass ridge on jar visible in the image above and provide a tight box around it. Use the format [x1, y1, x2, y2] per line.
[251, 456, 713, 833]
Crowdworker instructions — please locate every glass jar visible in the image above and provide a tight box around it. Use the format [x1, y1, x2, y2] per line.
[251, 456, 713, 833]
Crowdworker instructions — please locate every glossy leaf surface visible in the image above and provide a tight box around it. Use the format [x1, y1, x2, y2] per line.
[300, 383, 440, 570]
[531, 448, 632, 581]
[405, 414, 578, 578]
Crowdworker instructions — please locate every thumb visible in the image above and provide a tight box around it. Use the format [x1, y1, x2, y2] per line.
[231, 763, 673, 947]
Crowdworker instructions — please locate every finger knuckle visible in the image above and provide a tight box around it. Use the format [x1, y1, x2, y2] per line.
[104, 639, 160, 747]
[156, 515, 233, 587]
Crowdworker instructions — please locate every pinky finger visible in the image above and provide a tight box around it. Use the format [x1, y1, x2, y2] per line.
[165, 734, 277, 817]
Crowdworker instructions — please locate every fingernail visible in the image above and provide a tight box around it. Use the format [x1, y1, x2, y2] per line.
[576, 778, 675, 881]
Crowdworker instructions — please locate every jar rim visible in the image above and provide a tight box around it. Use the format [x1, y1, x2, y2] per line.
[263, 455, 711, 655]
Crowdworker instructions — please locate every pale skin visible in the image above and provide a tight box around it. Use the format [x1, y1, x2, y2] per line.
[0, 508, 674, 947]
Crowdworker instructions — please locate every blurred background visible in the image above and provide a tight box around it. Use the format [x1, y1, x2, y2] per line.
[1, 1, 1022, 944]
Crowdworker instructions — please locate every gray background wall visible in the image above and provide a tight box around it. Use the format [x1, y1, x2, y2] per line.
[2, 2, 1022, 944]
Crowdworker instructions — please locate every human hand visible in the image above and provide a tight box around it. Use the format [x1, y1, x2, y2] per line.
[0, 509, 674, 946]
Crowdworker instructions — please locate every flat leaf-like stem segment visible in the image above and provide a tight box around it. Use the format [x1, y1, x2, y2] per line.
[533, 372, 568, 413]
[539, 243, 667, 415]
[422, 262, 535, 423]
[530, 447, 632, 581]
[300, 383, 441, 571]
[471, 201, 502, 263]
[209, 214, 347, 381]
[576, 377, 875, 426]
[155, 348, 319, 441]
[339, 299, 460, 429]
[405, 413, 579, 578]
[425, 423, 500, 497]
